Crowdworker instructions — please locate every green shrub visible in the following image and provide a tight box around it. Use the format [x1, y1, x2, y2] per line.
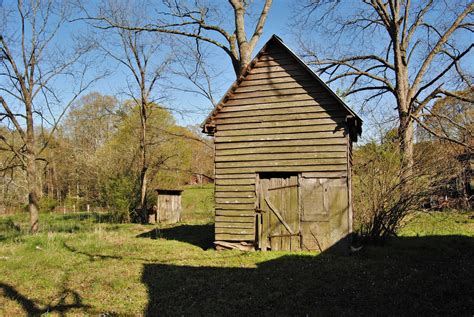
[103, 176, 137, 223]
[39, 196, 58, 213]
[353, 137, 462, 244]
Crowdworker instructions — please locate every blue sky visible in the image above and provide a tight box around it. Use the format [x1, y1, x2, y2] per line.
[2, 0, 472, 142]
[0, 0, 374, 138]
[86, 1, 299, 128]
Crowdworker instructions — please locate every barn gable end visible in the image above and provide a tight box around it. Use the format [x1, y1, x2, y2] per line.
[203, 35, 362, 250]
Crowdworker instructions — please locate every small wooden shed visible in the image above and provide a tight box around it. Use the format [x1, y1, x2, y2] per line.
[153, 189, 183, 224]
[202, 35, 362, 251]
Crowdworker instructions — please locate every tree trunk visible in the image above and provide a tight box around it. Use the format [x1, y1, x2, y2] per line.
[139, 99, 148, 223]
[24, 93, 42, 233]
[393, 41, 414, 188]
[238, 47, 251, 77]
[398, 111, 414, 186]
[139, 164, 147, 222]
[26, 152, 41, 233]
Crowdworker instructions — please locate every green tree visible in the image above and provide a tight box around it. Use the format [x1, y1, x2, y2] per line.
[0, 1, 97, 231]
[297, 0, 473, 189]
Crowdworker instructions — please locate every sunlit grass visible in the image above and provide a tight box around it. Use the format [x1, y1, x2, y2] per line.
[400, 210, 474, 236]
[0, 191, 473, 315]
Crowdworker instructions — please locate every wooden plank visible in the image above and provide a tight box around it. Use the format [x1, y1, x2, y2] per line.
[215, 185, 254, 192]
[216, 152, 346, 162]
[256, 212, 262, 250]
[216, 203, 255, 210]
[268, 184, 298, 191]
[214, 111, 348, 125]
[215, 138, 347, 150]
[253, 59, 297, 68]
[215, 191, 255, 198]
[215, 233, 254, 241]
[223, 93, 332, 107]
[215, 178, 255, 185]
[269, 178, 280, 250]
[215, 124, 342, 137]
[216, 158, 347, 169]
[216, 165, 347, 174]
[256, 55, 295, 63]
[258, 51, 291, 59]
[215, 222, 254, 229]
[216, 209, 255, 217]
[217, 118, 344, 130]
[301, 178, 326, 222]
[215, 197, 255, 204]
[265, 197, 294, 235]
[248, 64, 303, 74]
[228, 87, 325, 100]
[302, 171, 348, 178]
[234, 78, 316, 91]
[220, 100, 339, 113]
[244, 69, 309, 81]
[215, 131, 345, 143]
[217, 105, 333, 118]
[259, 177, 269, 250]
[238, 75, 308, 87]
[215, 227, 254, 235]
[279, 178, 288, 250]
[215, 173, 255, 179]
[234, 79, 315, 93]
[289, 175, 299, 251]
[215, 215, 255, 222]
[217, 145, 347, 156]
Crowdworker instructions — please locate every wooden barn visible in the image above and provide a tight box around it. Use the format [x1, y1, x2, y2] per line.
[202, 35, 362, 251]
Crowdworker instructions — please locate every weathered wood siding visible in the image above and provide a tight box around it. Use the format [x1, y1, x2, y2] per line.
[213, 42, 349, 242]
[157, 193, 182, 224]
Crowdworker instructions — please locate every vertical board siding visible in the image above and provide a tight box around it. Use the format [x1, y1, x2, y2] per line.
[213, 42, 349, 242]
[157, 194, 182, 224]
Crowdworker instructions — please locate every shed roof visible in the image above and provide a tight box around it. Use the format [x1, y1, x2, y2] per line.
[202, 35, 362, 139]
[155, 189, 183, 195]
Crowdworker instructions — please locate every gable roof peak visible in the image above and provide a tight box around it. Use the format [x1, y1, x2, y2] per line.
[202, 35, 362, 139]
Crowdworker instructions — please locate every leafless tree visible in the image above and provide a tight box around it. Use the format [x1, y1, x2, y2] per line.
[169, 38, 223, 108]
[296, 0, 473, 185]
[353, 137, 464, 243]
[0, 0, 99, 232]
[93, 5, 171, 222]
[81, 0, 273, 77]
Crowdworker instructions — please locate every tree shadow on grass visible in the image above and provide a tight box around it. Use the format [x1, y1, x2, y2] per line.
[62, 242, 124, 262]
[137, 224, 214, 250]
[141, 235, 474, 316]
[0, 283, 91, 317]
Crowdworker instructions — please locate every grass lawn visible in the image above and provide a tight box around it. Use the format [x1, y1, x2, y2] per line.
[0, 186, 473, 316]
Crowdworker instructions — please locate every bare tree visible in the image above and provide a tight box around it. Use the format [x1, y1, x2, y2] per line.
[94, 8, 170, 222]
[353, 132, 464, 243]
[82, 0, 273, 77]
[296, 0, 473, 184]
[170, 38, 223, 108]
[0, 1, 98, 232]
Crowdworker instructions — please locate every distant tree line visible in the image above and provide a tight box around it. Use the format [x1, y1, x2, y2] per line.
[0, 92, 213, 221]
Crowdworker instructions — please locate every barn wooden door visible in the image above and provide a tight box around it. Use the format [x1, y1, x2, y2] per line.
[300, 177, 349, 251]
[257, 174, 300, 251]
